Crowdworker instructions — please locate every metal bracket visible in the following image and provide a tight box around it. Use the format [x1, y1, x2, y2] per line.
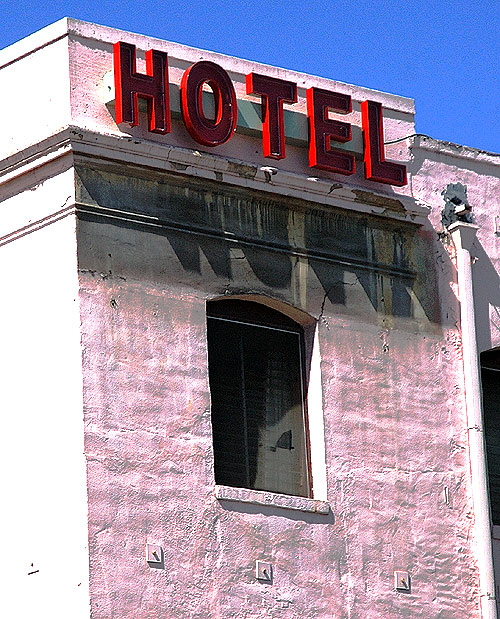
[146, 544, 163, 566]
[256, 560, 273, 583]
[394, 570, 411, 592]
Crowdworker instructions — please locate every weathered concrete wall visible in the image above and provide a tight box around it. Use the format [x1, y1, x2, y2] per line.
[409, 137, 500, 354]
[410, 137, 500, 614]
[76, 163, 478, 618]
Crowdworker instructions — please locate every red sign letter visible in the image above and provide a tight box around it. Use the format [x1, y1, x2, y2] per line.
[180, 62, 237, 147]
[113, 41, 170, 134]
[361, 100, 407, 186]
[307, 88, 355, 175]
[246, 73, 297, 160]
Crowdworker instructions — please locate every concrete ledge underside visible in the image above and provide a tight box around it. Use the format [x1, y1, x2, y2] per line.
[215, 484, 330, 514]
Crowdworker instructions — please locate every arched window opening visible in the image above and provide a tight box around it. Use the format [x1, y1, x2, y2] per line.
[481, 349, 500, 525]
[207, 298, 311, 498]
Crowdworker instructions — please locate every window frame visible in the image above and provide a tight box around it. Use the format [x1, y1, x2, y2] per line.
[481, 348, 500, 526]
[206, 298, 314, 499]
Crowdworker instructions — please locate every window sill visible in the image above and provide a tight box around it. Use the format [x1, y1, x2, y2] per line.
[214, 485, 330, 515]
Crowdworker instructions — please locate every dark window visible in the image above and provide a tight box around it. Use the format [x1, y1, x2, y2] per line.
[481, 349, 500, 524]
[207, 299, 310, 497]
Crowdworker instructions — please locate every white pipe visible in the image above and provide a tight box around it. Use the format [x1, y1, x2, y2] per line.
[449, 221, 497, 619]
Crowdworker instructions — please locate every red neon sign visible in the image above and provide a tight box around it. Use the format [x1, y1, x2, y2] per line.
[113, 42, 407, 186]
[306, 87, 355, 176]
[361, 100, 407, 186]
[180, 61, 237, 147]
[113, 41, 170, 134]
[246, 73, 297, 160]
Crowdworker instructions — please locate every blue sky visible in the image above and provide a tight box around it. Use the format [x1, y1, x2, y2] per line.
[2, 1, 499, 153]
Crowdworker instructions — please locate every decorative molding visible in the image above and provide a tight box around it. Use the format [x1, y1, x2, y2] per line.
[0, 126, 429, 225]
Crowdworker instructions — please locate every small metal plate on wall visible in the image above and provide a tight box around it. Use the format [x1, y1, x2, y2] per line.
[146, 544, 163, 565]
[256, 560, 273, 582]
[394, 571, 411, 592]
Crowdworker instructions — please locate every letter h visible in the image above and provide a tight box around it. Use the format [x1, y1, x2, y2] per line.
[113, 41, 171, 134]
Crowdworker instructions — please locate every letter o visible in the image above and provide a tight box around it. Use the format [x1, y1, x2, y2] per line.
[180, 61, 237, 146]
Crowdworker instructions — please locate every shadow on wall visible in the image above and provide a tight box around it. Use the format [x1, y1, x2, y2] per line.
[216, 496, 335, 525]
[76, 165, 449, 324]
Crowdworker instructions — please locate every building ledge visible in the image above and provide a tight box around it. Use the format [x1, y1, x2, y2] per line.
[0, 126, 429, 225]
[214, 484, 330, 515]
[410, 134, 500, 165]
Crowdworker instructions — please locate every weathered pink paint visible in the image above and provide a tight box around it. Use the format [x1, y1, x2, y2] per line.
[1, 17, 500, 619]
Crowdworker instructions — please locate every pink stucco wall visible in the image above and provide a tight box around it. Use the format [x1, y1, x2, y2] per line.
[409, 137, 500, 353]
[75, 169, 480, 617]
[80, 291, 475, 617]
